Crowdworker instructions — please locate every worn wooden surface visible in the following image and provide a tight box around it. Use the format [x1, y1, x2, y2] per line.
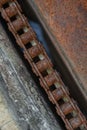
[0, 90, 21, 130]
[0, 23, 64, 130]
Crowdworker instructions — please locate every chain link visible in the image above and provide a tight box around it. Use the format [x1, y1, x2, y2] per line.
[0, 0, 87, 129]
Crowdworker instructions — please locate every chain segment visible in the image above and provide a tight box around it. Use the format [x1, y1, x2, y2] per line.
[0, 0, 87, 129]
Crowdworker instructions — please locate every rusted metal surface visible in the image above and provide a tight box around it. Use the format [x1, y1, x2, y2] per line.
[0, 0, 87, 130]
[34, 0, 87, 91]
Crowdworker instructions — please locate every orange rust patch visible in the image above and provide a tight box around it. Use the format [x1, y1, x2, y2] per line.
[35, 0, 87, 90]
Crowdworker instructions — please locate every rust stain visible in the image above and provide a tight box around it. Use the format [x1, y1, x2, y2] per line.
[0, 0, 87, 129]
[35, 0, 87, 90]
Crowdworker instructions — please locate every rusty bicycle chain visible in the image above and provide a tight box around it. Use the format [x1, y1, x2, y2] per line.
[0, 0, 87, 129]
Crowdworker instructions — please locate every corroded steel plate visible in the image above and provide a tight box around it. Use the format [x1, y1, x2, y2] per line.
[34, 0, 87, 91]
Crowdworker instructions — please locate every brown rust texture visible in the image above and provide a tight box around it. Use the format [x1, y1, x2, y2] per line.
[1, 0, 87, 129]
[34, 0, 87, 90]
